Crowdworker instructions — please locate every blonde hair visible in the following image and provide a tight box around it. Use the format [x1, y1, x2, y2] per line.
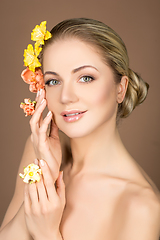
[42, 18, 149, 118]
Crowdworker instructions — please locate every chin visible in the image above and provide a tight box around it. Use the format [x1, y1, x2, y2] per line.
[57, 120, 103, 139]
[58, 126, 89, 139]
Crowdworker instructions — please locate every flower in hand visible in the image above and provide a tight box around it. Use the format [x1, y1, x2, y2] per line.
[20, 98, 36, 116]
[19, 163, 42, 184]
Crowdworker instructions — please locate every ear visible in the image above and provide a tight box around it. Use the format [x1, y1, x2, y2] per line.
[116, 76, 128, 103]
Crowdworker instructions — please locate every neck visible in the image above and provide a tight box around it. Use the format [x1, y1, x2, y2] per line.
[69, 119, 125, 176]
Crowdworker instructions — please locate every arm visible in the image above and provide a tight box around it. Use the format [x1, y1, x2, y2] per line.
[0, 136, 36, 239]
[0, 203, 33, 240]
[23, 89, 65, 239]
[1, 135, 36, 229]
[1, 89, 64, 239]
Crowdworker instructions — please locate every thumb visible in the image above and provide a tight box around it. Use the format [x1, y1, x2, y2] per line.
[56, 171, 65, 203]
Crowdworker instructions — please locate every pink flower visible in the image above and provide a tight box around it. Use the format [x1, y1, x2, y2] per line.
[21, 67, 45, 93]
[20, 98, 36, 117]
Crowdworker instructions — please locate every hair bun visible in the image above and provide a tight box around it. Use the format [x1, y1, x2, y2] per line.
[118, 68, 149, 118]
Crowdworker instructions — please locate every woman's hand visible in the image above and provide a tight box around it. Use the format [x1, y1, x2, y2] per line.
[30, 89, 62, 180]
[24, 159, 65, 240]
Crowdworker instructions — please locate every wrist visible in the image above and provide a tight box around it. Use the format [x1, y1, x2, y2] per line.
[34, 231, 63, 240]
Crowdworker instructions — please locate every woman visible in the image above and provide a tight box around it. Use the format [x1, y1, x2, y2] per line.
[0, 18, 160, 240]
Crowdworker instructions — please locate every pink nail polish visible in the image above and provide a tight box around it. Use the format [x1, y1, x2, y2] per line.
[36, 90, 40, 98]
[40, 99, 45, 104]
[47, 111, 52, 117]
[61, 171, 63, 180]
[34, 158, 38, 165]
[39, 89, 43, 96]
[40, 159, 45, 166]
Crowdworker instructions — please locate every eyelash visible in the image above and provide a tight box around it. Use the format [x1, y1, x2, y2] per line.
[79, 76, 95, 83]
[45, 75, 95, 86]
[45, 79, 60, 86]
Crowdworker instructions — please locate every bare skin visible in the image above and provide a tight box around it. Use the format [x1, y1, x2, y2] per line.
[1, 135, 159, 240]
[1, 38, 160, 239]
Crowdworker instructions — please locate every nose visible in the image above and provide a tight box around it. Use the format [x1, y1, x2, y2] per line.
[60, 82, 78, 105]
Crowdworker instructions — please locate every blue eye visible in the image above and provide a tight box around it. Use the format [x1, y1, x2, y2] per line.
[79, 76, 94, 83]
[45, 79, 60, 86]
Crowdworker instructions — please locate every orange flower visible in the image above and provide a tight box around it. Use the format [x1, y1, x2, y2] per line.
[21, 67, 45, 93]
[20, 98, 36, 116]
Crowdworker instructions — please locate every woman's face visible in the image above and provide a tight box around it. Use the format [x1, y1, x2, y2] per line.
[43, 38, 120, 138]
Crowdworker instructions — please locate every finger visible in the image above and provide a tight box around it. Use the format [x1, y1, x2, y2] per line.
[38, 112, 60, 172]
[38, 111, 52, 144]
[35, 89, 40, 102]
[29, 98, 46, 134]
[28, 182, 39, 209]
[34, 158, 39, 165]
[36, 89, 46, 127]
[35, 89, 45, 110]
[36, 175, 48, 203]
[49, 117, 59, 140]
[56, 171, 65, 204]
[39, 159, 57, 201]
[24, 183, 31, 214]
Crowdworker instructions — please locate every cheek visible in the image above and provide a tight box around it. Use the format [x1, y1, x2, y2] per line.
[45, 90, 58, 113]
[83, 81, 117, 108]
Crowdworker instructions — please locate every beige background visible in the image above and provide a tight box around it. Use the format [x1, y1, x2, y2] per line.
[0, 0, 159, 225]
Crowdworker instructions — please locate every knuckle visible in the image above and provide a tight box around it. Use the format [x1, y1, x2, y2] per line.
[32, 207, 40, 216]
[39, 127, 43, 134]
[29, 118, 33, 126]
[46, 179, 54, 188]
[41, 206, 48, 215]
[53, 199, 60, 209]
[24, 207, 31, 216]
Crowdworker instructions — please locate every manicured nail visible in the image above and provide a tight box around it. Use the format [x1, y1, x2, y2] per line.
[34, 158, 38, 165]
[47, 111, 52, 117]
[39, 89, 43, 96]
[40, 98, 45, 104]
[40, 159, 45, 166]
[36, 90, 40, 98]
[60, 171, 63, 180]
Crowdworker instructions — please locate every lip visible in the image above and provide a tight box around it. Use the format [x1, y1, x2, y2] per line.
[60, 109, 87, 123]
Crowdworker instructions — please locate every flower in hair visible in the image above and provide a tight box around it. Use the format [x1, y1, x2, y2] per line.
[20, 21, 51, 116]
[20, 98, 36, 116]
[23, 44, 41, 72]
[31, 21, 52, 45]
[19, 163, 42, 184]
[21, 67, 45, 93]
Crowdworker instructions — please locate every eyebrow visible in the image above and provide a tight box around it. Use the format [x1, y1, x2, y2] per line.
[44, 65, 99, 77]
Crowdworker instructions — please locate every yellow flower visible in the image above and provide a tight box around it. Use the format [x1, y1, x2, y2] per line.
[34, 42, 42, 57]
[31, 21, 52, 45]
[19, 163, 42, 184]
[23, 44, 41, 72]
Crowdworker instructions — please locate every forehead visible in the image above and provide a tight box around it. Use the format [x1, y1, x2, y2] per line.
[43, 38, 106, 73]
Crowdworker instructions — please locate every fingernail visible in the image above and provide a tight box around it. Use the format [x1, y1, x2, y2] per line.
[39, 89, 43, 96]
[40, 98, 45, 104]
[34, 158, 38, 165]
[36, 90, 40, 98]
[60, 171, 63, 180]
[40, 159, 45, 166]
[47, 111, 52, 117]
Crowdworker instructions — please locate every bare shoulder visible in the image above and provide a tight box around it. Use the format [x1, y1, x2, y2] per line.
[126, 182, 160, 219]
[119, 181, 160, 240]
